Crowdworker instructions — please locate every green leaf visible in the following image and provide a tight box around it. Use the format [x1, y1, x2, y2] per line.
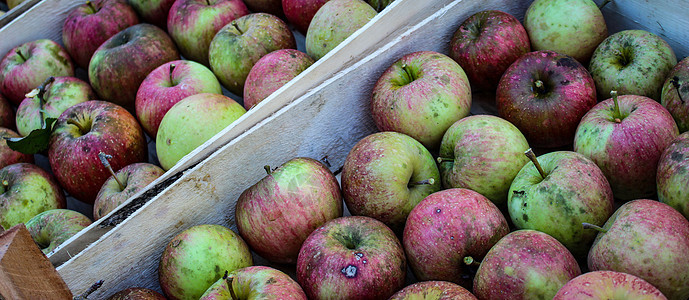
[3, 118, 58, 154]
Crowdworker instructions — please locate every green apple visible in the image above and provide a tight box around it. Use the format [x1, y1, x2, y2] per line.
[25, 209, 92, 254]
[0, 163, 66, 229]
[305, 0, 377, 60]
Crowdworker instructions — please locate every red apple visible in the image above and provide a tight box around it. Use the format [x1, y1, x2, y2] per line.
[62, 0, 140, 70]
[296, 216, 406, 300]
[49, 100, 147, 204]
[281, 0, 329, 34]
[389, 281, 477, 300]
[554, 271, 667, 300]
[243, 49, 314, 110]
[93, 162, 165, 220]
[449, 10, 530, 91]
[497, 50, 597, 148]
[128, 0, 175, 30]
[135, 60, 223, 138]
[25, 208, 92, 254]
[0, 128, 33, 170]
[243, 0, 283, 16]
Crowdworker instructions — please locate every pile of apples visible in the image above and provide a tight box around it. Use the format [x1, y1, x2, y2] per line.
[152, 0, 689, 300]
[0, 0, 387, 278]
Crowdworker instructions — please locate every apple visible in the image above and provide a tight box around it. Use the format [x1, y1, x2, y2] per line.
[403, 188, 509, 287]
[0, 94, 13, 129]
[366, 0, 392, 12]
[135, 60, 223, 138]
[158, 224, 253, 300]
[305, 0, 377, 60]
[437, 115, 530, 206]
[62, 0, 140, 70]
[473, 229, 582, 300]
[106, 287, 166, 300]
[371, 51, 472, 150]
[25, 209, 92, 254]
[88, 23, 180, 111]
[243, 49, 314, 110]
[497, 50, 597, 148]
[167, 0, 249, 66]
[388, 281, 477, 300]
[93, 162, 165, 220]
[281, 0, 329, 34]
[553, 271, 667, 300]
[523, 0, 607, 63]
[15, 76, 96, 137]
[208, 12, 296, 96]
[296, 216, 406, 300]
[235, 157, 342, 264]
[589, 30, 677, 101]
[0, 39, 75, 106]
[49, 100, 147, 204]
[7, 0, 25, 9]
[0, 128, 33, 170]
[128, 0, 175, 29]
[657, 132, 689, 219]
[341, 131, 441, 233]
[574, 92, 679, 200]
[0, 163, 66, 229]
[156, 93, 246, 170]
[661, 56, 689, 133]
[243, 0, 283, 16]
[449, 10, 530, 91]
[508, 150, 614, 259]
[199, 266, 307, 299]
[587, 199, 689, 300]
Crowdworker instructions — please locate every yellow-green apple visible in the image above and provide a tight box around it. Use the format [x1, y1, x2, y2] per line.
[243, 49, 314, 110]
[15, 76, 96, 137]
[403, 188, 509, 287]
[574, 92, 679, 200]
[0, 128, 33, 169]
[167, 0, 249, 66]
[497, 50, 597, 148]
[199, 266, 307, 299]
[449, 10, 530, 91]
[437, 115, 529, 206]
[371, 51, 472, 150]
[281, 0, 329, 34]
[93, 162, 165, 220]
[553, 271, 667, 300]
[62, 0, 139, 70]
[235, 157, 342, 264]
[296, 216, 406, 300]
[508, 150, 614, 259]
[523, 0, 607, 63]
[243, 0, 283, 16]
[135, 60, 223, 138]
[305, 0, 376, 60]
[657, 132, 689, 219]
[107, 287, 166, 300]
[589, 30, 677, 101]
[0, 39, 75, 105]
[88, 23, 179, 111]
[0, 94, 13, 129]
[661, 57, 689, 133]
[156, 93, 246, 170]
[388, 281, 477, 300]
[209, 12, 296, 96]
[127, 0, 175, 29]
[586, 199, 689, 300]
[48, 100, 147, 204]
[0, 163, 66, 229]
[473, 230, 582, 300]
[158, 224, 252, 300]
[25, 208, 91, 254]
[341, 131, 441, 233]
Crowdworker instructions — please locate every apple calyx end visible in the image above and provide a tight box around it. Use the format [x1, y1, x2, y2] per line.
[582, 222, 608, 234]
[524, 148, 547, 179]
[98, 152, 125, 191]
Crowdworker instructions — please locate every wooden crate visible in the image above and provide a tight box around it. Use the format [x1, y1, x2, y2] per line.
[4, 0, 689, 297]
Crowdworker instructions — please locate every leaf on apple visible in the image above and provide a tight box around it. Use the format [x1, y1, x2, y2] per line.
[4, 117, 57, 154]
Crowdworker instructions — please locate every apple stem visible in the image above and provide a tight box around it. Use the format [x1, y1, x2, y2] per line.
[401, 64, 416, 82]
[463, 256, 481, 267]
[611, 90, 622, 123]
[85, 0, 96, 13]
[670, 76, 684, 104]
[533, 80, 546, 95]
[67, 119, 87, 134]
[437, 157, 454, 163]
[36, 76, 55, 128]
[169, 63, 176, 85]
[409, 178, 435, 187]
[524, 148, 547, 179]
[98, 152, 125, 191]
[264, 165, 272, 175]
[15, 49, 27, 62]
[232, 21, 243, 34]
[1, 180, 8, 189]
[73, 280, 103, 300]
[598, 0, 612, 9]
[582, 222, 608, 234]
[227, 276, 238, 300]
